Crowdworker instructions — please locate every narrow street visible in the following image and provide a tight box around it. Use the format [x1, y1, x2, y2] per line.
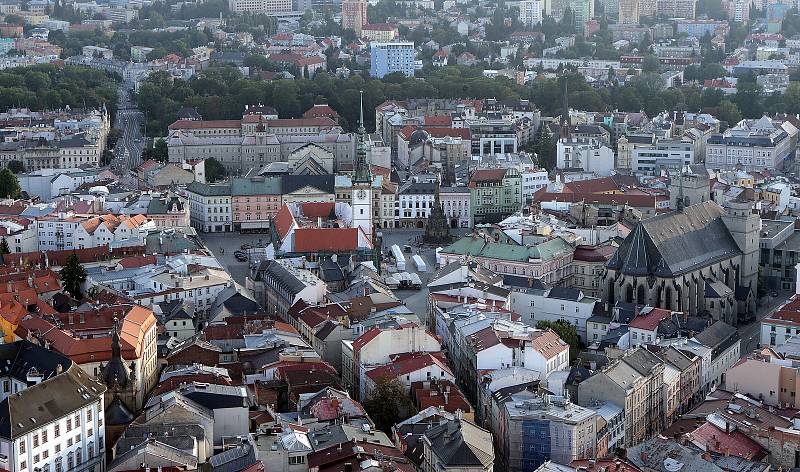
[738, 289, 794, 354]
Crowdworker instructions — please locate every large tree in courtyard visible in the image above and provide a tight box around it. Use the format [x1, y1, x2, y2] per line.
[362, 377, 416, 433]
[60, 252, 87, 299]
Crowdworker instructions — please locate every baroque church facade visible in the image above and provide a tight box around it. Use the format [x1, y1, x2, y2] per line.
[603, 199, 760, 326]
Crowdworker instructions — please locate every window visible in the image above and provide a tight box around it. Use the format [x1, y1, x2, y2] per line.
[86, 410, 92, 422]
[55, 445, 60, 453]
[20, 461, 26, 470]
[19, 440, 25, 454]
[54, 424, 60, 437]
[55, 458, 62, 472]
[289, 456, 305, 465]
[66, 419, 71, 432]
[33, 434, 38, 448]
[67, 452, 73, 470]
[34, 454, 39, 463]
[42, 450, 48, 460]
[42, 429, 47, 443]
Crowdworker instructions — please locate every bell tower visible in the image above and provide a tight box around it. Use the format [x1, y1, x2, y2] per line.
[352, 90, 373, 241]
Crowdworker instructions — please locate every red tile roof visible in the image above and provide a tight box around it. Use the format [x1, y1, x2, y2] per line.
[273, 205, 296, 241]
[573, 244, 616, 262]
[465, 325, 502, 352]
[411, 379, 472, 414]
[351, 327, 382, 353]
[687, 421, 765, 460]
[766, 294, 800, 326]
[469, 168, 509, 185]
[293, 228, 360, 253]
[118, 255, 157, 269]
[424, 115, 452, 127]
[366, 351, 452, 382]
[16, 305, 157, 364]
[563, 177, 623, 194]
[529, 328, 569, 360]
[0, 269, 60, 296]
[300, 202, 335, 218]
[629, 307, 672, 331]
[303, 104, 339, 119]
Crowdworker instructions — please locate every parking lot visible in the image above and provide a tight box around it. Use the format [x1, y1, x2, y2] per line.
[200, 232, 271, 285]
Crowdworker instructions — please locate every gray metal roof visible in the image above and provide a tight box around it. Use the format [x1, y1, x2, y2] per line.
[607, 201, 742, 277]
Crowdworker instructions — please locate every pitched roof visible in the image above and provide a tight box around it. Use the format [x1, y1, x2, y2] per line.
[686, 421, 765, 460]
[607, 201, 742, 277]
[365, 352, 452, 382]
[693, 321, 738, 350]
[629, 307, 673, 331]
[293, 228, 361, 252]
[423, 419, 494, 468]
[469, 168, 508, 184]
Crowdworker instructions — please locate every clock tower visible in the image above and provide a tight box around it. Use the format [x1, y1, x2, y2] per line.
[352, 91, 373, 241]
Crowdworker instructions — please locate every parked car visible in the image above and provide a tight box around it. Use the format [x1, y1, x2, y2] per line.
[235, 253, 248, 262]
[240, 243, 252, 250]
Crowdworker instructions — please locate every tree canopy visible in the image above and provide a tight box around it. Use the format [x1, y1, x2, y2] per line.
[60, 253, 88, 299]
[362, 377, 416, 433]
[0, 169, 20, 199]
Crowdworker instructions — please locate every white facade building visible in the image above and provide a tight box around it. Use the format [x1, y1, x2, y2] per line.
[185, 182, 232, 233]
[556, 139, 615, 175]
[519, 0, 543, 26]
[440, 187, 472, 229]
[508, 286, 600, 343]
[521, 168, 549, 204]
[0, 342, 107, 472]
[632, 139, 695, 175]
[706, 116, 797, 172]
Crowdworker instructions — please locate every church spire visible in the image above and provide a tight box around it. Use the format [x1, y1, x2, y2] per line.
[560, 78, 571, 140]
[353, 90, 371, 183]
[676, 170, 685, 212]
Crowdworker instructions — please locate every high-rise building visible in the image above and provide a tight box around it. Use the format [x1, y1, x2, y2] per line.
[639, 0, 657, 17]
[571, 0, 593, 31]
[341, 0, 367, 36]
[519, 0, 543, 26]
[657, 0, 697, 17]
[370, 42, 416, 78]
[618, 0, 640, 23]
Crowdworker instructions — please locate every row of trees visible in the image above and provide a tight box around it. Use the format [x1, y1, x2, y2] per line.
[48, 28, 212, 61]
[0, 64, 117, 117]
[136, 61, 800, 136]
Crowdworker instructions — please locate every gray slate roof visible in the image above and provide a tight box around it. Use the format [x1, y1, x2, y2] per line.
[607, 201, 742, 277]
[422, 419, 494, 468]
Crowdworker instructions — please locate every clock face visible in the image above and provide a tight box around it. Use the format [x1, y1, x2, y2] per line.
[357, 189, 367, 200]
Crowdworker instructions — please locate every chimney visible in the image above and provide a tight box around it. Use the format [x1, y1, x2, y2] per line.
[639, 451, 648, 463]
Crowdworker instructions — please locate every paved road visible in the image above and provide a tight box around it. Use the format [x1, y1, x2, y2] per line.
[113, 86, 146, 172]
[738, 289, 794, 354]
